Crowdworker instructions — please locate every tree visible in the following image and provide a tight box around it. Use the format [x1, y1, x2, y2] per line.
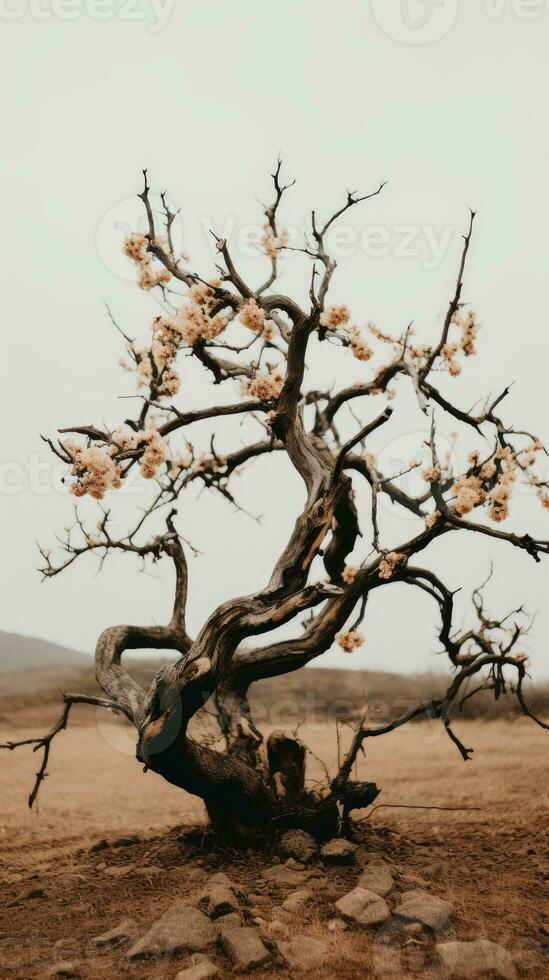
[3, 164, 547, 843]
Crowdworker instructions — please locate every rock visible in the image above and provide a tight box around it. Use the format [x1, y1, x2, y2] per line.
[207, 886, 240, 919]
[436, 940, 517, 979]
[277, 935, 328, 970]
[103, 865, 134, 878]
[335, 887, 390, 926]
[217, 912, 242, 928]
[126, 904, 217, 960]
[175, 953, 219, 980]
[207, 872, 245, 897]
[46, 966, 81, 979]
[358, 860, 394, 897]
[394, 889, 454, 932]
[279, 829, 318, 863]
[220, 926, 271, 972]
[401, 871, 429, 888]
[281, 889, 312, 912]
[402, 921, 423, 936]
[89, 918, 137, 950]
[261, 864, 313, 886]
[284, 857, 307, 870]
[320, 838, 358, 865]
[248, 893, 267, 905]
[271, 905, 292, 923]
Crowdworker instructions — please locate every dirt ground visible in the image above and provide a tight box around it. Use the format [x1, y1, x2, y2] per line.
[0, 707, 547, 978]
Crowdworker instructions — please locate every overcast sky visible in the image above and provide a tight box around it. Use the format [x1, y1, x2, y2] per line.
[2, 1, 549, 681]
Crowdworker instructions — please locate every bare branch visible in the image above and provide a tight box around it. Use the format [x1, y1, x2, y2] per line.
[0, 694, 121, 808]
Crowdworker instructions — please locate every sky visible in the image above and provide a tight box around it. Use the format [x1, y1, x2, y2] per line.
[1, 0, 549, 681]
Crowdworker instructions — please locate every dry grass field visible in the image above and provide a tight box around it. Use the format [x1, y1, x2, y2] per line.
[0, 672, 547, 978]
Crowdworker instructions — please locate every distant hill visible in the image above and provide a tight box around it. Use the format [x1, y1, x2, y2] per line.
[0, 632, 547, 724]
[0, 632, 91, 671]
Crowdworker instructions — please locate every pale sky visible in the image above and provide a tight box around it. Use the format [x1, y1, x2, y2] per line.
[2, 1, 549, 680]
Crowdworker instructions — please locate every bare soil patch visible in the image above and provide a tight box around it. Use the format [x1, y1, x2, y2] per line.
[0, 706, 547, 978]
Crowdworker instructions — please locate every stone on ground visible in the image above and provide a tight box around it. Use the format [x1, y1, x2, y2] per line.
[271, 905, 292, 923]
[436, 940, 517, 979]
[278, 829, 318, 863]
[216, 912, 242, 928]
[261, 864, 313, 886]
[335, 887, 390, 926]
[89, 917, 137, 950]
[207, 885, 240, 919]
[394, 889, 454, 931]
[220, 926, 271, 972]
[103, 864, 134, 878]
[46, 966, 81, 979]
[281, 888, 312, 912]
[276, 935, 328, 970]
[358, 859, 394, 897]
[175, 953, 219, 980]
[126, 904, 217, 960]
[320, 838, 358, 865]
[207, 871, 246, 896]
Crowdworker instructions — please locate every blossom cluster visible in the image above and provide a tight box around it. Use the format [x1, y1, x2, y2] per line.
[137, 428, 166, 480]
[64, 443, 122, 500]
[64, 424, 169, 500]
[245, 369, 285, 402]
[123, 234, 172, 292]
[337, 630, 364, 652]
[450, 443, 547, 523]
[421, 465, 441, 484]
[379, 551, 406, 580]
[319, 307, 376, 362]
[123, 279, 233, 403]
[239, 298, 276, 341]
[346, 324, 374, 362]
[441, 309, 480, 376]
[260, 223, 288, 259]
[320, 304, 350, 329]
[171, 282, 227, 347]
